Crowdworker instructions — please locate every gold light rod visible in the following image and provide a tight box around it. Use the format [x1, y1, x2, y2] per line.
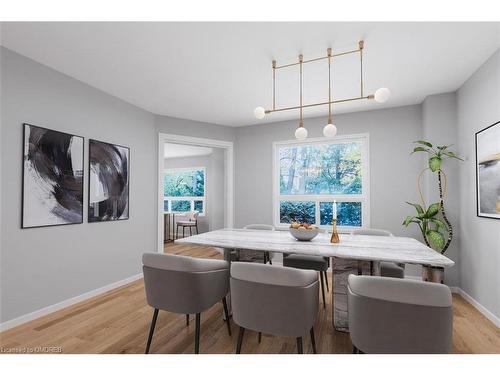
[265, 95, 374, 114]
[274, 47, 361, 69]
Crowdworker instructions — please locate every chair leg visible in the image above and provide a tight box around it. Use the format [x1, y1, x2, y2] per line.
[189, 226, 192, 236]
[296, 337, 303, 354]
[195, 312, 201, 354]
[323, 271, 329, 292]
[222, 297, 231, 336]
[319, 271, 326, 309]
[310, 327, 317, 354]
[186, 314, 189, 326]
[258, 332, 262, 343]
[145, 308, 158, 354]
[183, 226, 185, 239]
[268, 253, 272, 265]
[196, 223, 199, 234]
[236, 327, 245, 354]
[263, 252, 267, 264]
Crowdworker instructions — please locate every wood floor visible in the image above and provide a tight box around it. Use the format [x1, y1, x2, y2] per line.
[1, 243, 499, 354]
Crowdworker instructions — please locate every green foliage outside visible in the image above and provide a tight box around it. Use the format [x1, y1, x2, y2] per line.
[164, 169, 204, 197]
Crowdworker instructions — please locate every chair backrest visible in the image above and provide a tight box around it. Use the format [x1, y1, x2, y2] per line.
[351, 228, 394, 237]
[186, 211, 199, 222]
[142, 253, 229, 314]
[243, 224, 275, 231]
[230, 262, 318, 337]
[347, 274, 452, 353]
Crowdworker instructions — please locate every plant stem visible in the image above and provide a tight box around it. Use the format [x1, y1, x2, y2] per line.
[438, 170, 453, 254]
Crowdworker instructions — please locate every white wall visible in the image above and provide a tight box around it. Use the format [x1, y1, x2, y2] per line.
[457, 49, 500, 320]
[163, 149, 225, 234]
[0, 47, 157, 323]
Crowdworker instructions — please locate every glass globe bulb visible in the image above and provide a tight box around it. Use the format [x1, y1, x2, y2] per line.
[253, 106, 266, 119]
[374, 87, 391, 103]
[323, 123, 337, 137]
[295, 127, 308, 140]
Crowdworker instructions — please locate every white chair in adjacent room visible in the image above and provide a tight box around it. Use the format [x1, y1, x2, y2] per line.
[175, 210, 200, 239]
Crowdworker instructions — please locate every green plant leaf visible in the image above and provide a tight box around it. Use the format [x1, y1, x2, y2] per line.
[443, 151, 464, 161]
[429, 156, 442, 172]
[402, 215, 416, 226]
[414, 140, 433, 148]
[411, 147, 428, 154]
[406, 202, 424, 215]
[429, 218, 446, 231]
[424, 202, 441, 218]
[426, 230, 445, 250]
[437, 145, 448, 150]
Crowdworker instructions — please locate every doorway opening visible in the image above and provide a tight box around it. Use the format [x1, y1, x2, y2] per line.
[157, 133, 234, 252]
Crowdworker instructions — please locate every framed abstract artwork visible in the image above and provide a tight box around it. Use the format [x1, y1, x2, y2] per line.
[22, 123, 84, 228]
[475, 121, 500, 220]
[88, 139, 130, 222]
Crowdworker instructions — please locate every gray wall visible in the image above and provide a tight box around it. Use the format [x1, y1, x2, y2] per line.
[155, 115, 236, 142]
[422, 93, 460, 286]
[0, 47, 157, 323]
[163, 149, 225, 234]
[457, 49, 500, 319]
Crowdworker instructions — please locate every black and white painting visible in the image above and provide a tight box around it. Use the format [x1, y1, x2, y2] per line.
[88, 139, 129, 222]
[476, 121, 500, 220]
[22, 124, 84, 228]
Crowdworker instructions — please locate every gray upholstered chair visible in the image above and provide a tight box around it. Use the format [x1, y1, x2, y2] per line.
[347, 274, 453, 354]
[351, 228, 405, 278]
[230, 262, 319, 354]
[176, 211, 200, 239]
[241, 224, 275, 264]
[142, 253, 231, 354]
[283, 254, 329, 308]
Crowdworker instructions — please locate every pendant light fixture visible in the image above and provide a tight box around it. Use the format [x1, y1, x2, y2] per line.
[295, 54, 308, 140]
[323, 47, 337, 138]
[254, 40, 390, 139]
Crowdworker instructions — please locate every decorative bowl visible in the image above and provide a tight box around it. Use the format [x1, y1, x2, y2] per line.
[289, 227, 319, 241]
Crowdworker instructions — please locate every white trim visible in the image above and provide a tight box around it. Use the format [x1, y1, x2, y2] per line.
[454, 287, 500, 328]
[0, 273, 143, 332]
[272, 133, 370, 229]
[158, 133, 234, 252]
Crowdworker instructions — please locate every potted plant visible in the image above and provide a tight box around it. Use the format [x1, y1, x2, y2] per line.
[402, 141, 462, 254]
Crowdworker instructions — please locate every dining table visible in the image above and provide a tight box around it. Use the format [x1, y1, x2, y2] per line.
[175, 228, 455, 331]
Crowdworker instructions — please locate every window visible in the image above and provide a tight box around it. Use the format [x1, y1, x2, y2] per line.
[163, 167, 206, 215]
[274, 134, 369, 229]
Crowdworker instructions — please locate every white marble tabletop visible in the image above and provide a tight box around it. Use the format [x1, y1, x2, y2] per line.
[175, 228, 455, 268]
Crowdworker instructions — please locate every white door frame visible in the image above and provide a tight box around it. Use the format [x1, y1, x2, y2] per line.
[157, 133, 234, 252]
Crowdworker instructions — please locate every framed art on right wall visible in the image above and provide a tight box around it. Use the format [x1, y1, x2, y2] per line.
[475, 120, 500, 220]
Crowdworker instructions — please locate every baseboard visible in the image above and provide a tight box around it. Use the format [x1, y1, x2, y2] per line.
[0, 273, 143, 333]
[454, 287, 500, 328]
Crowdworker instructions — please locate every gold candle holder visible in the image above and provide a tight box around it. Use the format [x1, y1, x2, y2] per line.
[330, 218, 340, 243]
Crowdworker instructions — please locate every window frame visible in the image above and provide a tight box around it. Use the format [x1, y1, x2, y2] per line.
[272, 133, 370, 231]
[163, 166, 207, 216]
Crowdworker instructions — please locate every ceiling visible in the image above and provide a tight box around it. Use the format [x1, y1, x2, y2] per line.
[164, 143, 212, 159]
[1, 22, 499, 127]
